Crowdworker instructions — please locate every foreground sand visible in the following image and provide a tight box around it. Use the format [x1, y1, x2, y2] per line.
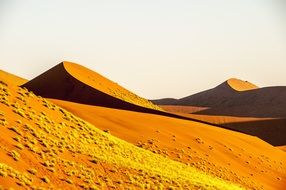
[0, 72, 246, 189]
[52, 99, 286, 190]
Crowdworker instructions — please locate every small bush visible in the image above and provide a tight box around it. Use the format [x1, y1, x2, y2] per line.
[15, 143, 24, 150]
[8, 150, 20, 161]
[27, 168, 37, 175]
[0, 171, 8, 177]
[41, 176, 50, 183]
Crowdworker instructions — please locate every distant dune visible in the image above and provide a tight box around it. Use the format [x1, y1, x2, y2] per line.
[22, 61, 162, 112]
[152, 78, 257, 106]
[153, 78, 286, 117]
[152, 78, 286, 146]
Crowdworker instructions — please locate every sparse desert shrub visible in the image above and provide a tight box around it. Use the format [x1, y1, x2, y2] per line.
[27, 168, 37, 175]
[66, 179, 73, 184]
[8, 150, 20, 161]
[41, 176, 50, 183]
[16, 120, 22, 124]
[90, 159, 98, 164]
[0, 171, 7, 177]
[0, 81, 8, 86]
[103, 129, 110, 133]
[89, 185, 99, 190]
[15, 143, 24, 150]
[195, 137, 204, 144]
[8, 127, 22, 136]
[48, 167, 56, 173]
[0, 118, 8, 126]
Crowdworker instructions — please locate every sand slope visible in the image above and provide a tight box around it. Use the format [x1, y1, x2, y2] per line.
[0, 71, 247, 189]
[51, 99, 286, 190]
[152, 79, 286, 146]
[160, 105, 286, 146]
[227, 78, 258, 91]
[0, 70, 27, 86]
[22, 61, 162, 112]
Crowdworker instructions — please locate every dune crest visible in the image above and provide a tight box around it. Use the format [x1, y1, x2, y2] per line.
[22, 61, 162, 112]
[226, 78, 258, 91]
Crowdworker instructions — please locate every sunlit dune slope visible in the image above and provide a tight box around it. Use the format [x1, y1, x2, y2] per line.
[278, 146, 286, 152]
[0, 70, 27, 86]
[22, 61, 162, 112]
[51, 99, 286, 190]
[227, 78, 258, 91]
[0, 75, 246, 189]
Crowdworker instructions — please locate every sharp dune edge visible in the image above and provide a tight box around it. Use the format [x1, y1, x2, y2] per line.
[22, 61, 162, 113]
[152, 79, 286, 146]
[152, 78, 286, 112]
[226, 78, 258, 91]
[21, 61, 245, 129]
[0, 62, 285, 189]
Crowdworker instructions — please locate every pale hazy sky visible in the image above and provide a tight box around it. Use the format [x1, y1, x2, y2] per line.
[1, 0, 285, 99]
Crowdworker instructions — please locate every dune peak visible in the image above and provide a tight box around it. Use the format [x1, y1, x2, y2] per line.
[226, 78, 258, 91]
[22, 61, 162, 112]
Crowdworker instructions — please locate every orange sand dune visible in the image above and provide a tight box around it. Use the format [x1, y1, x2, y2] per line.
[278, 146, 286, 152]
[51, 99, 286, 190]
[0, 70, 27, 86]
[21, 61, 249, 130]
[22, 61, 162, 112]
[9, 63, 286, 189]
[160, 105, 286, 146]
[152, 79, 286, 146]
[152, 78, 286, 118]
[227, 78, 258, 91]
[3, 74, 237, 189]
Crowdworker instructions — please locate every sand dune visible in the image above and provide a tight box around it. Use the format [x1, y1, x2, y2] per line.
[0, 70, 249, 189]
[160, 105, 286, 146]
[152, 78, 259, 107]
[227, 78, 258, 91]
[21, 61, 244, 126]
[2, 64, 286, 189]
[278, 146, 286, 152]
[152, 78, 286, 117]
[153, 79, 286, 146]
[51, 99, 286, 190]
[0, 70, 27, 86]
[22, 61, 162, 112]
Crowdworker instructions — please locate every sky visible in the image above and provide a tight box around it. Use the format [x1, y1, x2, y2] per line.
[1, 0, 285, 99]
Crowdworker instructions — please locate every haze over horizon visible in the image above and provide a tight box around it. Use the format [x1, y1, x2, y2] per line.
[1, 0, 286, 99]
